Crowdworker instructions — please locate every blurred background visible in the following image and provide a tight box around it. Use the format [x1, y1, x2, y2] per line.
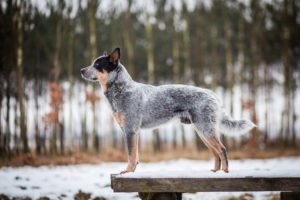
[1, 0, 300, 199]
[0, 0, 300, 162]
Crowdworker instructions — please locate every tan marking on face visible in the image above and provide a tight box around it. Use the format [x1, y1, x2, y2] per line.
[114, 112, 125, 128]
[97, 70, 108, 92]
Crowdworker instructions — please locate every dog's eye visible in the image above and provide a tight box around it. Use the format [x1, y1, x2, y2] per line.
[94, 63, 100, 68]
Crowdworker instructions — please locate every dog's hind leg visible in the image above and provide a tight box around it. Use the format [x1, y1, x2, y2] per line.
[209, 146, 221, 172]
[204, 135, 228, 173]
[191, 107, 229, 172]
[194, 128, 221, 172]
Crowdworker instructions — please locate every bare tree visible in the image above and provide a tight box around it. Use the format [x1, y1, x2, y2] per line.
[171, 7, 181, 150]
[281, 0, 292, 145]
[236, 3, 245, 120]
[16, 0, 29, 153]
[248, 0, 259, 150]
[223, 2, 234, 115]
[50, 0, 65, 155]
[146, 15, 155, 85]
[182, 2, 192, 83]
[145, 14, 161, 152]
[123, 0, 135, 76]
[67, 5, 75, 151]
[88, 0, 99, 152]
[210, 6, 219, 90]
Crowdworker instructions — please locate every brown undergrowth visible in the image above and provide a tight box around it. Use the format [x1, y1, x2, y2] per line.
[0, 147, 299, 168]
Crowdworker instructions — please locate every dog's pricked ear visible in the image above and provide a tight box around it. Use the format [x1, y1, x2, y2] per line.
[103, 51, 107, 56]
[109, 48, 120, 65]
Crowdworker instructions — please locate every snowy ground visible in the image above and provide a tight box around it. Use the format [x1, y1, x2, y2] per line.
[1, 157, 299, 200]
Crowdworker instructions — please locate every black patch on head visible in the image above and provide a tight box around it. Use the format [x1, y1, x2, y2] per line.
[93, 56, 118, 73]
[93, 48, 121, 73]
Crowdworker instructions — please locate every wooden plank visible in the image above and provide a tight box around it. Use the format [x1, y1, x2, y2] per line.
[280, 192, 300, 200]
[139, 192, 182, 200]
[111, 170, 300, 193]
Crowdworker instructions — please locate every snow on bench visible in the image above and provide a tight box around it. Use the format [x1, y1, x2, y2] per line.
[111, 169, 300, 192]
[111, 170, 300, 199]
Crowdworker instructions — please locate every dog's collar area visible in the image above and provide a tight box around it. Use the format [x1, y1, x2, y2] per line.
[105, 66, 124, 95]
[107, 66, 121, 87]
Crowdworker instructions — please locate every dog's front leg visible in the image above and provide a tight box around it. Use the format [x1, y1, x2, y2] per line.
[120, 132, 139, 174]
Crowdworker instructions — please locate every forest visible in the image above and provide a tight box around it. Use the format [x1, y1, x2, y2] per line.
[0, 0, 299, 160]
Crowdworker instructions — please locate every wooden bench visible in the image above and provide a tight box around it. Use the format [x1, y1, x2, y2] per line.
[111, 170, 300, 200]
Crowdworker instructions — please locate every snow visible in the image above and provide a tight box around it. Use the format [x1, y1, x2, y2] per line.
[117, 169, 300, 179]
[0, 157, 299, 200]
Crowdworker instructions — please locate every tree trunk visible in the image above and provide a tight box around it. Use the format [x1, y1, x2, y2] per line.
[172, 15, 180, 150]
[248, 0, 259, 150]
[281, 0, 292, 146]
[59, 121, 64, 155]
[50, 1, 64, 155]
[181, 126, 186, 149]
[88, 0, 99, 152]
[88, 0, 97, 60]
[291, 85, 296, 147]
[67, 9, 74, 151]
[195, 135, 205, 151]
[224, 4, 234, 116]
[123, 6, 134, 76]
[5, 78, 11, 154]
[291, 0, 297, 147]
[53, 2, 62, 82]
[237, 3, 245, 124]
[16, 0, 29, 153]
[34, 80, 41, 155]
[81, 98, 88, 152]
[0, 0, 2, 156]
[264, 64, 270, 146]
[110, 115, 117, 149]
[210, 24, 218, 90]
[153, 129, 161, 153]
[172, 128, 177, 150]
[14, 98, 19, 154]
[182, 8, 192, 83]
[146, 18, 155, 85]
[0, 79, 4, 155]
[145, 16, 161, 152]
[172, 30, 180, 83]
[0, 87, 2, 155]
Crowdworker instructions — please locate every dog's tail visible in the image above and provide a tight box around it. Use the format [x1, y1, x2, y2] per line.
[219, 111, 256, 136]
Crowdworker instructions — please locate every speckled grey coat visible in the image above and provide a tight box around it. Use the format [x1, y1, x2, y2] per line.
[81, 48, 256, 173]
[105, 64, 254, 135]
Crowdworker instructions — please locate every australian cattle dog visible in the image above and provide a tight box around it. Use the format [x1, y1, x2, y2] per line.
[80, 48, 256, 174]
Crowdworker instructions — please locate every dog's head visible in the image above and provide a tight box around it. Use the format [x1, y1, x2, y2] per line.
[80, 48, 120, 83]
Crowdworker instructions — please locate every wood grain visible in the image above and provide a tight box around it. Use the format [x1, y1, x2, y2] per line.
[111, 173, 300, 193]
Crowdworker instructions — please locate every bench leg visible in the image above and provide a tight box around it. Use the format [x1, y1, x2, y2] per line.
[280, 192, 300, 200]
[139, 192, 182, 200]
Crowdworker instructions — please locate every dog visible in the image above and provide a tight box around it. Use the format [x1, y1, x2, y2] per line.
[80, 47, 256, 174]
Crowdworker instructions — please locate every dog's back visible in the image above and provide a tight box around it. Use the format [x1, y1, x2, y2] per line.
[139, 84, 220, 129]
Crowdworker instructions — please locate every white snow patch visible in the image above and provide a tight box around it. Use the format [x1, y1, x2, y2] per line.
[0, 157, 299, 199]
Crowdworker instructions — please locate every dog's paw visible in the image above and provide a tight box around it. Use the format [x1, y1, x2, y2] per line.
[120, 164, 138, 174]
[120, 169, 134, 174]
[210, 169, 218, 173]
[223, 169, 229, 173]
